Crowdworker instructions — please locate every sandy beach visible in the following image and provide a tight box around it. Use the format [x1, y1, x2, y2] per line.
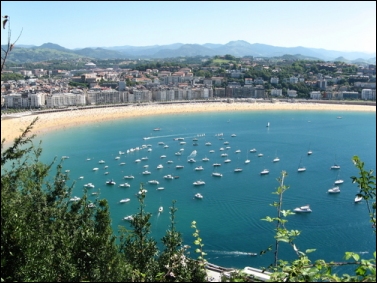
[1, 101, 375, 146]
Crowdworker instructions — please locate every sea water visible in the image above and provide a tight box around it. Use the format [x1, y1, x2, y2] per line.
[36, 110, 376, 271]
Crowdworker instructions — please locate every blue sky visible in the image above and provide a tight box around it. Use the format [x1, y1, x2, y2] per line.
[1, 1, 376, 54]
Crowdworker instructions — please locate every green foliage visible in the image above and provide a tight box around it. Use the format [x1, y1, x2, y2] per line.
[1, 72, 24, 81]
[351, 156, 376, 232]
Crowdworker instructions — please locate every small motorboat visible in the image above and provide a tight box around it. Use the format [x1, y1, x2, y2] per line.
[294, 205, 312, 213]
[328, 186, 340, 193]
[260, 169, 269, 175]
[194, 193, 203, 199]
[193, 180, 205, 186]
[212, 172, 223, 177]
[124, 215, 134, 221]
[120, 198, 130, 203]
[354, 195, 363, 203]
[106, 179, 116, 185]
[158, 206, 163, 213]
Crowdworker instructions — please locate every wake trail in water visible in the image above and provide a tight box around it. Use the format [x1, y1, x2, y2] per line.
[206, 250, 257, 256]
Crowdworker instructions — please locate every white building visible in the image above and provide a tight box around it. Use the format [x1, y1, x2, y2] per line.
[270, 77, 279, 84]
[310, 91, 322, 100]
[270, 88, 283, 97]
[46, 93, 86, 108]
[287, 89, 298, 97]
[289, 76, 298, 84]
[361, 89, 375, 100]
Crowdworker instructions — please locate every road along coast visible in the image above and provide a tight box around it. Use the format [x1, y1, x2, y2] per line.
[1, 101, 375, 146]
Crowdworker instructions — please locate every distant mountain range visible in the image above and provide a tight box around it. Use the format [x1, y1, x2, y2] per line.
[3, 40, 376, 64]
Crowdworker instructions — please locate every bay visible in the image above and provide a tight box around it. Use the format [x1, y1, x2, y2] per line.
[38, 109, 376, 271]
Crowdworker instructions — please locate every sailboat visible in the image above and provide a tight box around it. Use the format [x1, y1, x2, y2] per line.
[273, 150, 280, 162]
[307, 143, 312, 155]
[245, 152, 250, 164]
[330, 155, 340, 170]
[334, 171, 344, 185]
[266, 122, 270, 127]
[297, 156, 306, 172]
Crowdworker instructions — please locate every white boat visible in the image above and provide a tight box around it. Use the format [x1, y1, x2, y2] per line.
[147, 148, 152, 152]
[294, 205, 312, 213]
[135, 159, 141, 163]
[193, 180, 205, 186]
[180, 141, 186, 145]
[160, 155, 167, 159]
[98, 160, 105, 164]
[141, 157, 148, 161]
[258, 153, 263, 157]
[157, 164, 164, 169]
[91, 192, 98, 195]
[115, 156, 120, 160]
[195, 166, 204, 171]
[157, 187, 165, 190]
[195, 193, 203, 199]
[235, 150, 241, 153]
[138, 189, 148, 194]
[164, 174, 174, 180]
[124, 215, 134, 221]
[354, 195, 363, 203]
[176, 165, 184, 169]
[119, 162, 126, 165]
[143, 165, 149, 168]
[213, 163, 221, 167]
[212, 172, 223, 177]
[297, 156, 306, 172]
[120, 198, 130, 203]
[69, 196, 81, 202]
[307, 150, 313, 155]
[158, 206, 163, 213]
[154, 128, 161, 131]
[250, 148, 257, 153]
[92, 167, 99, 171]
[164, 145, 169, 148]
[87, 203, 96, 208]
[148, 180, 159, 185]
[104, 165, 109, 169]
[104, 172, 109, 175]
[330, 155, 340, 169]
[205, 142, 212, 146]
[231, 134, 236, 137]
[119, 183, 131, 188]
[106, 179, 116, 185]
[224, 159, 231, 163]
[187, 158, 196, 163]
[167, 160, 174, 164]
[175, 152, 182, 156]
[142, 170, 151, 175]
[79, 176, 84, 179]
[219, 147, 225, 151]
[266, 122, 270, 127]
[234, 168, 243, 172]
[84, 183, 95, 188]
[86, 158, 91, 161]
[224, 141, 229, 145]
[209, 150, 215, 153]
[119, 151, 125, 155]
[202, 157, 210, 162]
[245, 159, 250, 164]
[158, 142, 165, 145]
[273, 157, 280, 162]
[328, 186, 340, 193]
[260, 169, 269, 175]
[65, 169, 70, 173]
[62, 156, 69, 159]
[124, 175, 134, 179]
[221, 153, 228, 157]
[336, 172, 345, 186]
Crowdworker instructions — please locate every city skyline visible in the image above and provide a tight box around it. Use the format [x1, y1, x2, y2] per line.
[1, 1, 376, 54]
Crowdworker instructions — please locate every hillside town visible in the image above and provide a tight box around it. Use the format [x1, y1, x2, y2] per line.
[1, 56, 376, 110]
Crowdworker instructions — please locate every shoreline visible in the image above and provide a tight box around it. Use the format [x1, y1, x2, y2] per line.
[1, 101, 375, 146]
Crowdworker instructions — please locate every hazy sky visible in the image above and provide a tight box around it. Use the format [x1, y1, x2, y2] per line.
[1, 1, 376, 53]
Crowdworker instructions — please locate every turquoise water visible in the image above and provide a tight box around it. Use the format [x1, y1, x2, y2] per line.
[37, 110, 376, 271]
